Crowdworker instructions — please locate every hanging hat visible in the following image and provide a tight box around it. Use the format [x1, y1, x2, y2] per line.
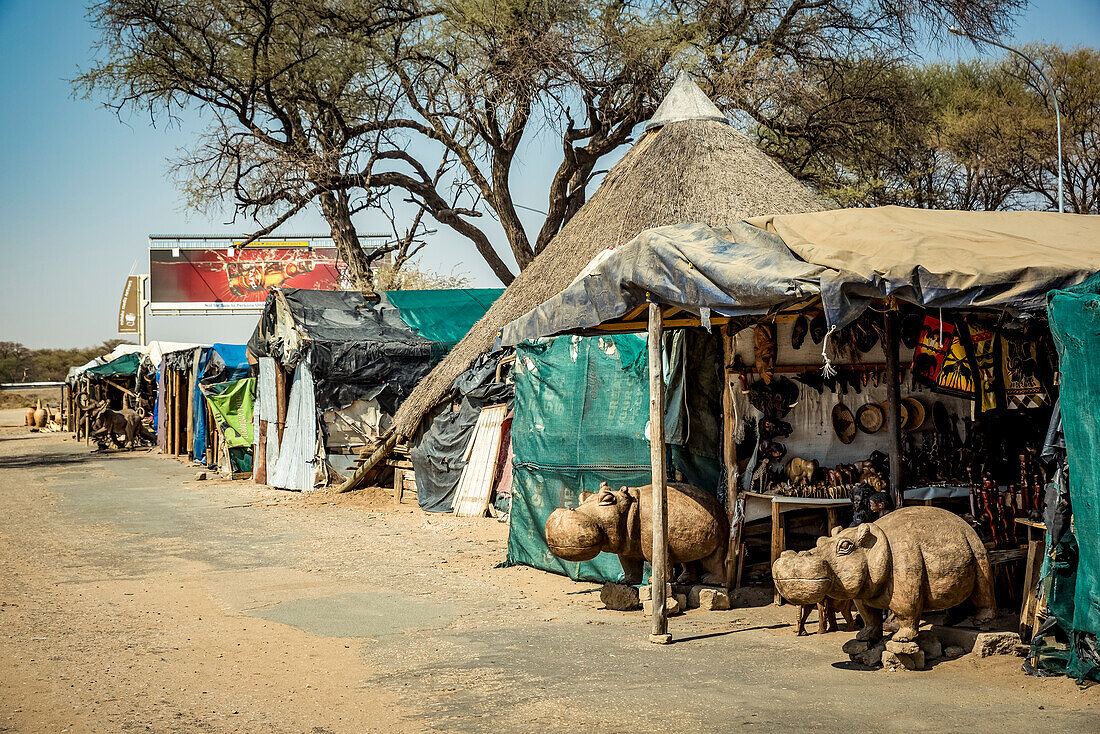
[902, 397, 926, 431]
[900, 313, 923, 350]
[832, 403, 857, 444]
[878, 401, 908, 431]
[853, 318, 880, 353]
[809, 313, 828, 344]
[856, 403, 886, 434]
[792, 314, 809, 350]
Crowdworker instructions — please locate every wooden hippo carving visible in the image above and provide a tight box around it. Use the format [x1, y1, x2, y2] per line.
[545, 481, 728, 586]
[771, 506, 995, 643]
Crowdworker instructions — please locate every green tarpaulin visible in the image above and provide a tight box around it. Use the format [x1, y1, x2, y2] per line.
[507, 335, 652, 583]
[84, 352, 141, 378]
[202, 378, 255, 449]
[1044, 275, 1100, 682]
[385, 289, 504, 346]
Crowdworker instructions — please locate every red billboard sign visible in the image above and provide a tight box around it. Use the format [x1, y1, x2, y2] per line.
[150, 246, 342, 306]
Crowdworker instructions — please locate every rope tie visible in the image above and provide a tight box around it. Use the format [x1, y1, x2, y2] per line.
[821, 324, 839, 378]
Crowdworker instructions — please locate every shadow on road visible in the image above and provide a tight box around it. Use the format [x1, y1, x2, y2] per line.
[0, 450, 100, 469]
[673, 622, 789, 644]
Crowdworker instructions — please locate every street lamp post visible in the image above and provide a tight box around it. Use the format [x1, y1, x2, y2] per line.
[949, 25, 1065, 214]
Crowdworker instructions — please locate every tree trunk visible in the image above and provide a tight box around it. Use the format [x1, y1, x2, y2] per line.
[318, 190, 375, 292]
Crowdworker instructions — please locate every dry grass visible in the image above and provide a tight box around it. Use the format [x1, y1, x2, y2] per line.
[0, 387, 63, 410]
[391, 118, 829, 437]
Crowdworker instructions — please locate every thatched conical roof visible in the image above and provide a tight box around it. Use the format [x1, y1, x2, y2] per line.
[391, 79, 828, 438]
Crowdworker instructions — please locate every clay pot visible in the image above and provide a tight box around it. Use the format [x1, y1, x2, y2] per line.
[34, 400, 47, 428]
[25, 407, 36, 426]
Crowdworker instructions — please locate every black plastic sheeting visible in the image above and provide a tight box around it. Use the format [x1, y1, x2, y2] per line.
[410, 349, 513, 513]
[162, 348, 199, 372]
[249, 288, 439, 414]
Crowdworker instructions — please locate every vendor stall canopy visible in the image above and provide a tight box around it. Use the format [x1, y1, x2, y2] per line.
[249, 287, 503, 412]
[82, 352, 142, 379]
[503, 207, 1100, 345]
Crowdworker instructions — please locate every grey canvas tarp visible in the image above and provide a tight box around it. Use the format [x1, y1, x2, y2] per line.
[750, 206, 1100, 329]
[502, 222, 824, 345]
[503, 207, 1100, 345]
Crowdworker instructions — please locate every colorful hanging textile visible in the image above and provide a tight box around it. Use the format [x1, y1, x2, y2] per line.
[912, 315, 955, 387]
[999, 333, 1049, 409]
[967, 324, 999, 412]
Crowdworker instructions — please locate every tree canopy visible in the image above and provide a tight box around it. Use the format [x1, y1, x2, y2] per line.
[757, 45, 1100, 213]
[80, 0, 1030, 284]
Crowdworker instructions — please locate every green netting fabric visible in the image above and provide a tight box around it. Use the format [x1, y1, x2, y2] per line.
[202, 378, 256, 449]
[507, 335, 653, 583]
[1045, 274, 1100, 682]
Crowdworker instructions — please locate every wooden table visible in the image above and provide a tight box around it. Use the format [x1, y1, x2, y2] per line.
[744, 492, 851, 605]
[1016, 518, 1047, 643]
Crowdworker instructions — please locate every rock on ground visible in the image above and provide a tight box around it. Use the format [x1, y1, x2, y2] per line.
[600, 583, 640, 611]
[974, 632, 1022, 658]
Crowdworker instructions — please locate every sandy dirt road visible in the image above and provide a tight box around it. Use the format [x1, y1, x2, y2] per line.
[0, 423, 1095, 733]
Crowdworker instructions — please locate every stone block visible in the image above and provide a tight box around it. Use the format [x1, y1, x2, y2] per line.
[885, 639, 921, 655]
[844, 637, 887, 667]
[600, 583, 640, 611]
[881, 649, 925, 671]
[638, 583, 673, 602]
[916, 630, 942, 661]
[973, 631, 1021, 658]
[931, 625, 979, 653]
[673, 594, 687, 614]
[842, 639, 871, 655]
[943, 645, 966, 660]
[696, 588, 730, 611]
[194, 471, 207, 481]
[642, 595, 683, 617]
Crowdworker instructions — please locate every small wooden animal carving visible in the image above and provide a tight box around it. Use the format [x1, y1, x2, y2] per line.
[797, 598, 856, 636]
[786, 457, 818, 486]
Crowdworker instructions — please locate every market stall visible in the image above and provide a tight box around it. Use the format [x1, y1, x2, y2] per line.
[502, 207, 1100, 645]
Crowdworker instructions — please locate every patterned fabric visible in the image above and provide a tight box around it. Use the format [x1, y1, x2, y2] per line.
[999, 333, 1049, 410]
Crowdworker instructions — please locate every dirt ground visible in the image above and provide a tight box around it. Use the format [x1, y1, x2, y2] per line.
[0, 414, 1095, 733]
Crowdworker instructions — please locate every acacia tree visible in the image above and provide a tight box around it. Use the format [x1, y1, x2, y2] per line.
[78, 0, 430, 289]
[335, 0, 1024, 281]
[82, 0, 1024, 287]
[1001, 44, 1100, 214]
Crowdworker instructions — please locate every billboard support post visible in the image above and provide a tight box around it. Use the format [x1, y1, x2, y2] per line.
[139, 274, 149, 347]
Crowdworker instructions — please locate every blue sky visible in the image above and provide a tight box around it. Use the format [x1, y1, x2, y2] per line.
[0, 0, 1097, 349]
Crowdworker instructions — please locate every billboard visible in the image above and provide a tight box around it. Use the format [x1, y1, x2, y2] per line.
[149, 245, 342, 309]
[118, 275, 141, 333]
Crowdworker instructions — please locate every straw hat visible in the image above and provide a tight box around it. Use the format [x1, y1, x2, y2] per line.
[832, 403, 857, 444]
[877, 401, 908, 431]
[856, 403, 886, 434]
[902, 397, 926, 431]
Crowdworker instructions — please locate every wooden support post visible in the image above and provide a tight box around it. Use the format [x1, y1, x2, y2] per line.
[393, 466, 405, 505]
[647, 303, 671, 644]
[720, 323, 740, 592]
[172, 371, 181, 455]
[274, 363, 288, 444]
[884, 309, 904, 507]
[771, 502, 786, 605]
[254, 421, 268, 484]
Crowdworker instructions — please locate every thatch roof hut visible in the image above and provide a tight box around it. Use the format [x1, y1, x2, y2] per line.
[390, 74, 828, 439]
